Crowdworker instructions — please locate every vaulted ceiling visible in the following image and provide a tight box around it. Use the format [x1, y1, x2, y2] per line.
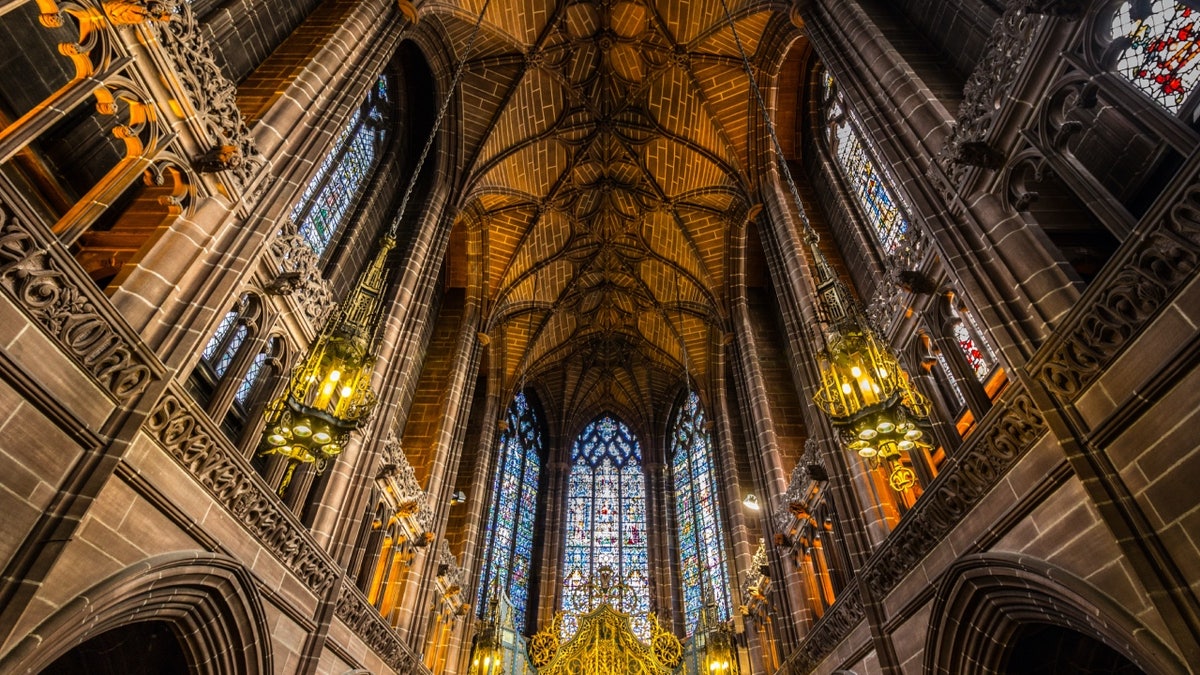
[421, 0, 802, 432]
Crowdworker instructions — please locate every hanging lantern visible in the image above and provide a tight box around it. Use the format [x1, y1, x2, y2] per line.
[259, 236, 395, 493]
[807, 240, 933, 492]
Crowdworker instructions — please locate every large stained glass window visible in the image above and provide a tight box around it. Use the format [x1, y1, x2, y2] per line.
[200, 294, 256, 379]
[1111, 2, 1200, 114]
[476, 391, 543, 632]
[290, 75, 391, 256]
[670, 391, 731, 635]
[562, 415, 649, 639]
[821, 70, 911, 254]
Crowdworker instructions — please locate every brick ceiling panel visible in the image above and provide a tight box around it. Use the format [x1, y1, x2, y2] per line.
[475, 68, 568, 169]
[423, 0, 793, 431]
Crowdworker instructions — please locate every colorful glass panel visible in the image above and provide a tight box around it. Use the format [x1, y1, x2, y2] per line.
[670, 391, 731, 635]
[477, 392, 542, 632]
[291, 75, 390, 256]
[561, 416, 649, 640]
[953, 322, 990, 381]
[823, 72, 911, 254]
[1112, 2, 1200, 114]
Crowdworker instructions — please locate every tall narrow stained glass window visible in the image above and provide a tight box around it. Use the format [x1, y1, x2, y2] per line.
[562, 416, 649, 639]
[1111, 2, 1200, 114]
[670, 391, 731, 635]
[290, 75, 391, 256]
[952, 304, 997, 383]
[821, 70, 911, 254]
[477, 392, 543, 632]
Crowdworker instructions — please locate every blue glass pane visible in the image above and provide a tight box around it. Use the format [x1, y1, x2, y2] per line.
[477, 391, 542, 632]
[213, 325, 247, 378]
[671, 391, 731, 635]
[234, 349, 268, 405]
[561, 415, 648, 640]
[291, 75, 390, 256]
[203, 310, 237, 363]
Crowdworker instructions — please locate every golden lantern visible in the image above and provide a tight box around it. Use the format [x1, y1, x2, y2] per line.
[806, 235, 933, 493]
[258, 236, 395, 493]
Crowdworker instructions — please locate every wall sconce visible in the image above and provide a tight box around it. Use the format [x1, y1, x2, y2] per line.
[742, 494, 760, 510]
[451, 491, 467, 505]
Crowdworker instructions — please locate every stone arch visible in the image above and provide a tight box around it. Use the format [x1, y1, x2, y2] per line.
[1, 552, 273, 675]
[924, 552, 1186, 675]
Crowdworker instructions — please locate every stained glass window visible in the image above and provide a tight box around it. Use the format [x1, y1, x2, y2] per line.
[200, 296, 256, 380]
[670, 391, 731, 635]
[561, 415, 649, 640]
[477, 391, 543, 632]
[1112, 2, 1200, 114]
[822, 71, 911, 254]
[290, 75, 391, 256]
[234, 337, 279, 407]
[953, 305, 996, 383]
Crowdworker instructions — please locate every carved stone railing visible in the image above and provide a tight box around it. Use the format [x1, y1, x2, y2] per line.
[777, 582, 865, 674]
[336, 582, 431, 674]
[144, 382, 340, 593]
[777, 383, 1047, 672]
[1028, 179, 1200, 404]
[0, 189, 162, 404]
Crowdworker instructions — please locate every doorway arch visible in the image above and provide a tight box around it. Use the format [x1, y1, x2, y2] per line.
[924, 553, 1185, 675]
[1, 552, 273, 674]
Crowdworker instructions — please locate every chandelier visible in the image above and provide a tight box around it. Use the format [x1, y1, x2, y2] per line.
[259, 0, 493, 495]
[259, 236, 394, 493]
[718, 0, 933, 492]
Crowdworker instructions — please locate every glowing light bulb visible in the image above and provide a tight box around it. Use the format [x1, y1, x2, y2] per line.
[841, 383, 852, 394]
[328, 369, 341, 382]
[341, 385, 353, 397]
[850, 365, 862, 377]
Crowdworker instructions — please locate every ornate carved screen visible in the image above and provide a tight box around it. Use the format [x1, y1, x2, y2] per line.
[528, 605, 681, 675]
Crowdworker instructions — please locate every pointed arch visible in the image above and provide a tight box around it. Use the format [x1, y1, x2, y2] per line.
[925, 553, 1185, 675]
[0, 553, 272, 674]
[477, 389, 545, 632]
[561, 413, 650, 639]
[669, 389, 731, 635]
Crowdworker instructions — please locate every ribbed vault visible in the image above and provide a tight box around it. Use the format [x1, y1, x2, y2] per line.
[421, 0, 800, 432]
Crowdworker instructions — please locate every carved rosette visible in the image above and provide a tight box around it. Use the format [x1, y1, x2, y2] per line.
[0, 198, 155, 401]
[145, 387, 339, 593]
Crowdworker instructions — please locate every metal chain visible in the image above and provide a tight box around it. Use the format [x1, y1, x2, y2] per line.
[388, 0, 493, 238]
[716, 0, 818, 242]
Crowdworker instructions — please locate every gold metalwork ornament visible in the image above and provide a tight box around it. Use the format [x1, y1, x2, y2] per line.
[527, 613, 562, 668]
[533, 605, 677, 675]
[258, 237, 395, 494]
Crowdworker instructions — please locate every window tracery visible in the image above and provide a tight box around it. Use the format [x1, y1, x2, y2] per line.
[1111, 1, 1200, 114]
[562, 415, 649, 640]
[477, 391, 542, 632]
[821, 70, 911, 254]
[290, 75, 391, 256]
[670, 391, 731, 635]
